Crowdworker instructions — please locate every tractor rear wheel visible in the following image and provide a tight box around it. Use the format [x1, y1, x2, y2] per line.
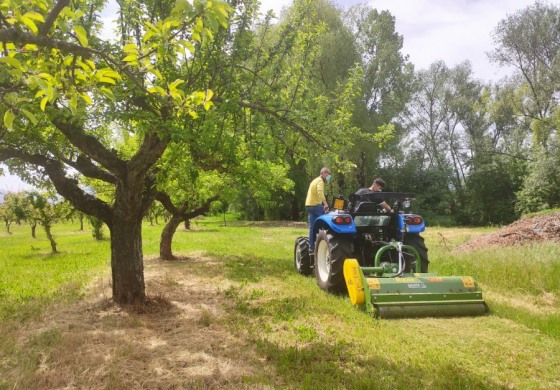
[294, 236, 312, 276]
[403, 234, 429, 272]
[314, 229, 353, 293]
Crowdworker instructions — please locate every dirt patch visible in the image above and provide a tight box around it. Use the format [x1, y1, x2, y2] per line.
[6, 255, 276, 389]
[456, 213, 560, 251]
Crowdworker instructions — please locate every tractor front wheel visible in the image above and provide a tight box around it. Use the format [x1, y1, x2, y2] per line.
[314, 229, 353, 293]
[294, 236, 312, 276]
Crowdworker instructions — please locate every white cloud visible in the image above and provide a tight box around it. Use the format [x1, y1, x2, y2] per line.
[365, 0, 536, 81]
[0, 170, 34, 193]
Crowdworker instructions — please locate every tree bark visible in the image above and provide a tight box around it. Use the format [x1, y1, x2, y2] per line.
[44, 224, 57, 253]
[109, 215, 145, 303]
[107, 173, 156, 304]
[160, 215, 182, 260]
[156, 192, 218, 260]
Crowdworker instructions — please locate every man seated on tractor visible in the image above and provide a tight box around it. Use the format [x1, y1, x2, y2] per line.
[354, 178, 392, 213]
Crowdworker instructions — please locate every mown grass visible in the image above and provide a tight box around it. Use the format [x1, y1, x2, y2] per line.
[1, 218, 559, 389]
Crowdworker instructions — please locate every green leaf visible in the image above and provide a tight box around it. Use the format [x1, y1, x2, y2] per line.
[123, 54, 138, 64]
[40, 96, 48, 111]
[0, 56, 21, 69]
[123, 43, 138, 54]
[179, 40, 195, 54]
[98, 77, 116, 85]
[99, 87, 116, 101]
[3, 110, 15, 129]
[171, 0, 193, 14]
[143, 30, 156, 42]
[4, 92, 18, 104]
[148, 86, 166, 95]
[148, 68, 163, 79]
[21, 109, 38, 125]
[70, 94, 78, 114]
[99, 69, 122, 80]
[81, 93, 92, 105]
[20, 16, 38, 35]
[74, 25, 88, 46]
[168, 79, 184, 92]
[23, 11, 45, 23]
[144, 21, 160, 33]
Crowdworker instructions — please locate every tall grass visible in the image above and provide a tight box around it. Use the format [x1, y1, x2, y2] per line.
[426, 227, 560, 339]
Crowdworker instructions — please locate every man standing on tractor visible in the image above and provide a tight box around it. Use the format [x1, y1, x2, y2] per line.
[305, 167, 331, 254]
[355, 178, 393, 212]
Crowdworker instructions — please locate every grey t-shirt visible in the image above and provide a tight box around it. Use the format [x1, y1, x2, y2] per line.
[354, 188, 383, 205]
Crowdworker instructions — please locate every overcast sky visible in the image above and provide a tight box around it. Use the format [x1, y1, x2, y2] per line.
[0, 0, 539, 191]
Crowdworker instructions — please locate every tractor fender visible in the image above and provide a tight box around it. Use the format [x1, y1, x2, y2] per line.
[313, 213, 356, 238]
[398, 213, 426, 234]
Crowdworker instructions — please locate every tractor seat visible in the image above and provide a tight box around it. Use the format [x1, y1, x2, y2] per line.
[353, 202, 380, 213]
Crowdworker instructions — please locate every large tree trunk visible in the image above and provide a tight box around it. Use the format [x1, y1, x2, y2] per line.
[160, 215, 182, 260]
[108, 177, 153, 304]
[109, 216, 145, 304]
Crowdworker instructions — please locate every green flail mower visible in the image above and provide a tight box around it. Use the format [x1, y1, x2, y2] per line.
[295, 192, 488, 319]
[343, 241, 487, 319]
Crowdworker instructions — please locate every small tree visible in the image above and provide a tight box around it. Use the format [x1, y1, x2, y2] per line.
[88, 215, 104, 241]
[26, 192, 68, 253]
[0, 202, 12, 234]
[0, 192, 29, 234]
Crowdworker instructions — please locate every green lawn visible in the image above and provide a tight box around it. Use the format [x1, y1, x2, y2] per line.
[1, 218, 559, 389]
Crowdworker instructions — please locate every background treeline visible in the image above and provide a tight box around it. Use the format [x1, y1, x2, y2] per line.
[234, 0, 559, 226]
[223, 0, 560, 226]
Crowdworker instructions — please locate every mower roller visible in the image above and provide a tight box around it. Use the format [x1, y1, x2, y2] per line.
[295, 192, 488, 319]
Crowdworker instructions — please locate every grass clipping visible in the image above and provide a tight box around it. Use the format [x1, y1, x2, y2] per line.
[4, 255, 273, 390]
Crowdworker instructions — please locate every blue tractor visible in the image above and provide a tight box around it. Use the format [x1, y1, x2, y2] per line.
[294, 192, 488, 318]
[295, 192, 428, 292]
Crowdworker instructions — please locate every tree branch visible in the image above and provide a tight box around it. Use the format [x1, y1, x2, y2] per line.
[212, 96, 326, 149]
[61, 154, 118, 184]
[156, 191, 218, 219]
[39, 0, 70, 36]
[0, 27, 95, 58]
[0, 147, 113, 224]
[50, 116, 127, 177]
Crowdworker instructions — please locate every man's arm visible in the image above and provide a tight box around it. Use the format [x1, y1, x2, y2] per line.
[380, 201, 392, 212]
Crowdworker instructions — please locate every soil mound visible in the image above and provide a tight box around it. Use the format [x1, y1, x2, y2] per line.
[457, 212, 560, 251]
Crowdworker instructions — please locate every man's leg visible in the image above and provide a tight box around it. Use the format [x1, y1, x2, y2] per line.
[307, 205, 324, 252]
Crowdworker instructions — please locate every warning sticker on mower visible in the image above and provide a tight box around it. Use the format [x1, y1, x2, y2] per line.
[428, 277, 443, 282]
[408, 283, 427, 289]
[368, 279, 381, 290]
[396, 277, 417, 283]
[461, 277, 475, 288]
